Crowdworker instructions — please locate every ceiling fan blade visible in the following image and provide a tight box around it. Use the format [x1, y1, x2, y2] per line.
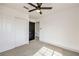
[24, 6, 29, 10]
[41, 7, 52, 9]
[37, 3, 42, 7]
[28, 3, 37, 8]
[29, 9, 37, 12]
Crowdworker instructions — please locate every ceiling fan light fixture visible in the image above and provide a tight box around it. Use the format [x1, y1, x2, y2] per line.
[24, 3, 52, 15]
[36, 9, 40, 13]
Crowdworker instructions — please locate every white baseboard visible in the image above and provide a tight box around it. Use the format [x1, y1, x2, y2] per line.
[0, 46, 15, 53]
[0, 41, 29, 53]
[40, 40, 79, 53]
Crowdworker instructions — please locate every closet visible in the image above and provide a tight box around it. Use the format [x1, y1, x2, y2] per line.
[0, 6, 29, 53]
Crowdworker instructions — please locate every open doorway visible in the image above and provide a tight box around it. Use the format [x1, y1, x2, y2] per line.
[29, 22, 35, 41]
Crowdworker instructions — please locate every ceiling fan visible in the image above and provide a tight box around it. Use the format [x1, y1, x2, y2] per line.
[24, 3, 52, 14]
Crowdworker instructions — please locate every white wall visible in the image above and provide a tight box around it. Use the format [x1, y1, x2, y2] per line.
[29, 18, 36, 22]
[0, 5, 29, 52]
[40, 6, 79, 53]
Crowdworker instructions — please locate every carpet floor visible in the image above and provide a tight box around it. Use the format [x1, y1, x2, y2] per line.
[0, 39, 79, 56]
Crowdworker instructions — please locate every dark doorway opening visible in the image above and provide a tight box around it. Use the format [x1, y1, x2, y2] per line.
[29, 22, 35, 41]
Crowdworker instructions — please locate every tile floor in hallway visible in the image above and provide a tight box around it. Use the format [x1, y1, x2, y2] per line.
[0, 39, 79, 56]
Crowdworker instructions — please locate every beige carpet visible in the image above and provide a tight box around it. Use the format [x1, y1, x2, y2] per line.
[0, 39, 79, 56]
[33, 47, 65, 56]
[33, 47, 54, 56]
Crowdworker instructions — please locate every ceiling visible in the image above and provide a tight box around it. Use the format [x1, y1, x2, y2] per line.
[1, 3, 79, 19]
[25, 3, 79, 19]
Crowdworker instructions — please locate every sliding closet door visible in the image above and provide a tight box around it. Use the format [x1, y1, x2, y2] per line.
[0, 15, 29, 52]
[15, 18, 28, 47]
[0, 16, 15, 52]
[0, 15, 3, 52]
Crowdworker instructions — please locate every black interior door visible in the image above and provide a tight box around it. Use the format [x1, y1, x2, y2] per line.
[29, 22, 35, 41]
